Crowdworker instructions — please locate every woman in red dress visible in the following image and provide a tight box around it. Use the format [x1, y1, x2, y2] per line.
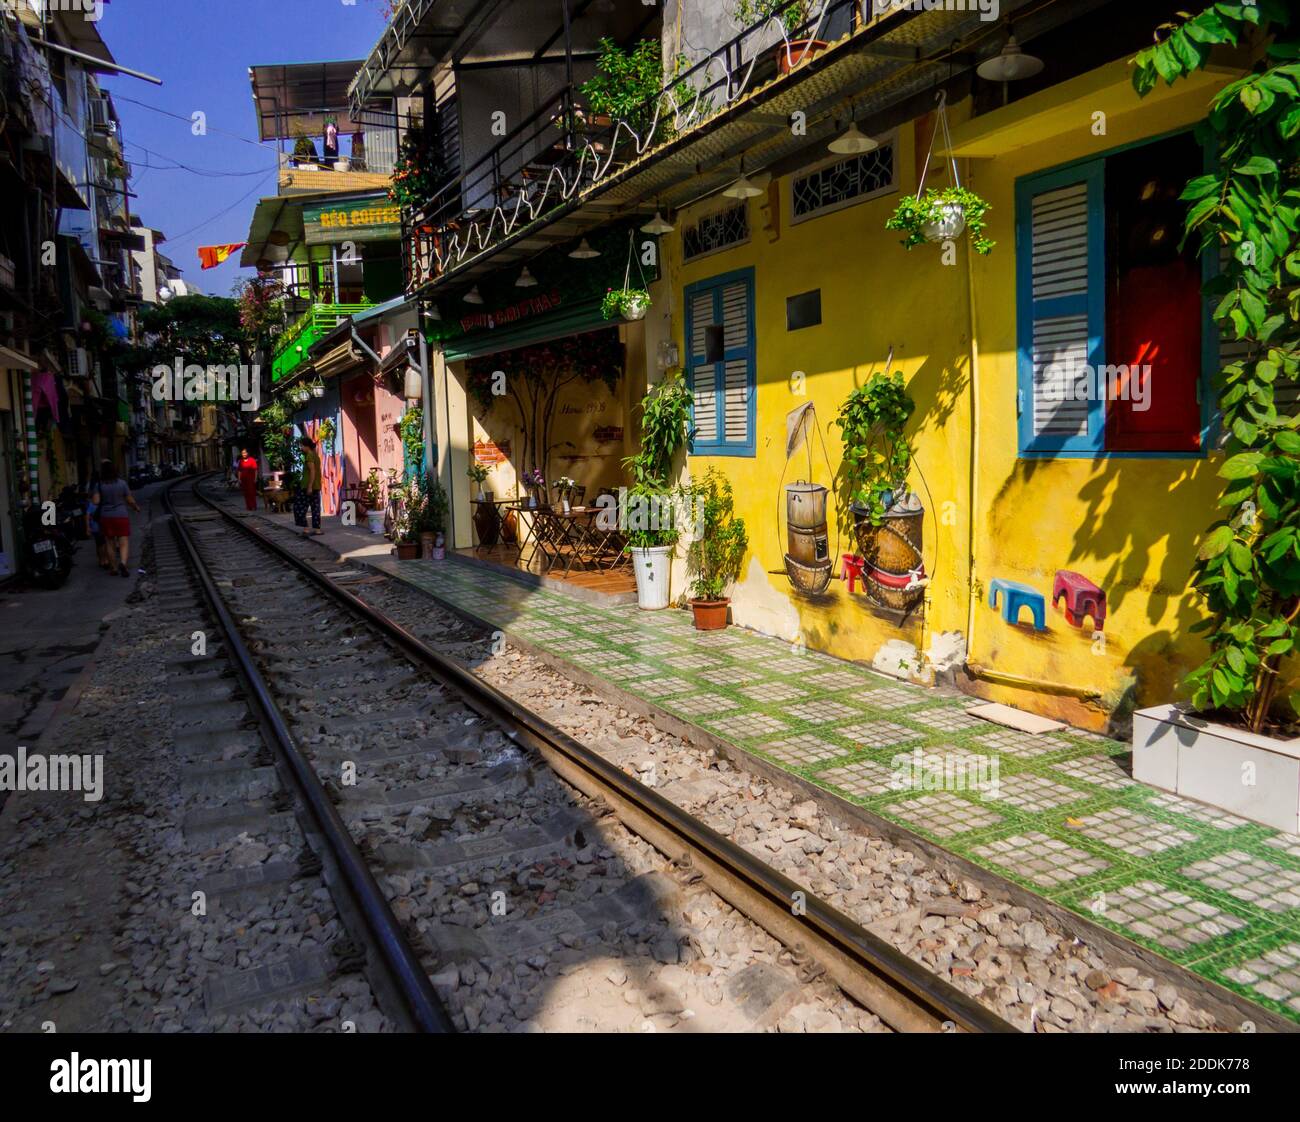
[238, 448, 259, 511]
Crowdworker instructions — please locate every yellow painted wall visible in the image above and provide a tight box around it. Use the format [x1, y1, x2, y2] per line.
[666, 65, 1248, 731]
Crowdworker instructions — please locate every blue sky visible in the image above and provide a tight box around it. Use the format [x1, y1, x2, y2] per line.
[99, 0, 389, 298]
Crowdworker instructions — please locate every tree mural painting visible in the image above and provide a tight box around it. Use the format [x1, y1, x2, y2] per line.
[465, 329, 624, 483]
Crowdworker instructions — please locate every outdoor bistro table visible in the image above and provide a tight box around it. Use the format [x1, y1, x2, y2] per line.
[516, 505, 625, 576]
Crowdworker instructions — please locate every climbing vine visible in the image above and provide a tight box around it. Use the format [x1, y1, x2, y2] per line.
[1134, 2, 1300, 732]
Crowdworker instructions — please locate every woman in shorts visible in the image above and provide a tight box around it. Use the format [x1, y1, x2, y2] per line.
[92, 461, 139, 578]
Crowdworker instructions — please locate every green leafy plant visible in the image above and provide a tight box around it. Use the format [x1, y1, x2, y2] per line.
[733, 0, 807, 36]
[389, 129, 448, 212]
[624, 483, 681, 551]
[361, 467, 383, 511]
[421, 475, 448, 536]
[467, 462, 489, 487]
[398, 404, 425, 475]
[683, 468, 749, 601]
[623, 370, 693, 488]
[600, 287, 650, 321]
[833, 371, 915, 526]
[886, 186, 994, 255]
[1132, 2, 1300, 733]
[580, 38, 665, 133]
[318, 417, 337, 456]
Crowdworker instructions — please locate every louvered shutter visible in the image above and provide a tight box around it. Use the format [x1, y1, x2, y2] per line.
[1016, 162, 1105, 454]
[688, 290, 718, 443]
[684, 269, 755, 454]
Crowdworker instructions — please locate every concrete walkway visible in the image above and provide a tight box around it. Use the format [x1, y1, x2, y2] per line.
[228, 495, 1300, 1024]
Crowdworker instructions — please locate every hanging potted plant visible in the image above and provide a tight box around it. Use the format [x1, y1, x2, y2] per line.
[310, 378, 326, 399]
[683, 469, 749, 630]
[886, 186, 994, 255]
[833, 371, 926, 611]
[362, 468, 385, 534]
[600, 286, 650, 322]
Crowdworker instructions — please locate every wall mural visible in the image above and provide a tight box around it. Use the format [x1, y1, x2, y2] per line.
[301, 417, 342, 517]
[987, 569, 1109, 634]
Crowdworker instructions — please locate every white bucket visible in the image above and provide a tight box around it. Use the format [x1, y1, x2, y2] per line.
[631, 545, 673, 610]
[367, 509, 386, 535]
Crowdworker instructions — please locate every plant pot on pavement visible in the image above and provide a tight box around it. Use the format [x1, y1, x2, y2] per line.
[366, 509, 386, 535]
[630, 545, 673, 610]
[419, 531, 436, 557]
[396, 541, 418, 560]
[689, 597, 729, 630]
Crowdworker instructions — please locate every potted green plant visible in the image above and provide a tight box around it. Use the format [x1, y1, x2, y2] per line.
[361, 468, 385, 533]
[292, 124, 319, 170]
[732, 0, 824, 75]
[683, 469, 749, 630]
[626, 484, 681, 611]
[420, 475, 449, 559]
[467, 462, 497, 546]
[885, 187, 995, 255]
[554, 475, 577, 513]
[318, 417, 337, 456]
[600, 287, 650, 322]
[834, 371, 925, 610]
[467, 461, 490, 501]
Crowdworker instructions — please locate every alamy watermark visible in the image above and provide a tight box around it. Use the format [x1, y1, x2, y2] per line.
[890, 747, 1001, 801]
[1040, 361, 1153, 412]
[871, 0, 999, 21]
[0, 746, 103, 803]
[3, 1, 102, 22]
[152, 358, 261, 412]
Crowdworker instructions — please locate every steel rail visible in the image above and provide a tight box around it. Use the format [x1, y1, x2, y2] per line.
[162, 480, 455, 1034]
[193, 480, 1016, 1034]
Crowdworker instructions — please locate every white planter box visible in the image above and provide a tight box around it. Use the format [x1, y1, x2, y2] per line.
[1132, 703, 1300, 833]
[630, 545, 673, 610]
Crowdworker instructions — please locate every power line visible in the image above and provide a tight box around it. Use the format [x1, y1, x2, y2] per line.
[159, 169, 275, 248]
[112, 93, 275, 151]
[123, 140, 274, 178]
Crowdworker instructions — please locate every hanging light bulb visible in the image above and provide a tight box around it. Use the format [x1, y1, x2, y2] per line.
[724, 159, 764, 200]
[462, 285, 484, 304]
[568, 237, 600, 259]
[515, 266, 538, 287]
[828, 121, 878, 155]
[976, 35, 1044, 82]
[640, 209, 674, 235]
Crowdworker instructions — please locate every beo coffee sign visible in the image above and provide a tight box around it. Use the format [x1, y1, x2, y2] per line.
[303, 198, 402, 245]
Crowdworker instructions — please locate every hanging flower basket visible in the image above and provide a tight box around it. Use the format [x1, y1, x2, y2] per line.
[601, 287, 649, 322]
[922, 202, 967, 243]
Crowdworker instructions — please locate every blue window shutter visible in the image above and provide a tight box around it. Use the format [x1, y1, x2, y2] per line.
[685, 268, 755, 456]
[1015, 160, 1105, 455]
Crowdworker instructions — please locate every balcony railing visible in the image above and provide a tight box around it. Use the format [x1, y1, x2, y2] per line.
[271, 301, 372, 383]
[401, 0, 861, 291]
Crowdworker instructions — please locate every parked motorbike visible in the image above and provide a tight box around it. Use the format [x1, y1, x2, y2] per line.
[22, 504, 75, 590]
[56, 484, 87, 541]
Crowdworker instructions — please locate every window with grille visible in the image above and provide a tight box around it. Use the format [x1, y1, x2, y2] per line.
[682, 202, 749, 262]
[685, 268, 755, 456]
[790, 138, 896, 224]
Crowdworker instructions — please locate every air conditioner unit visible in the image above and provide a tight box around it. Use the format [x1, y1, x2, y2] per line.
[90, 97, 115, 135]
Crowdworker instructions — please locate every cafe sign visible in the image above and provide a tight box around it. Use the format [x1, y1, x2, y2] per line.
[303, 199, 402, 246]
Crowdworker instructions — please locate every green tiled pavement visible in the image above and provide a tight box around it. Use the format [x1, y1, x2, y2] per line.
[381, 556, 1300, 1023]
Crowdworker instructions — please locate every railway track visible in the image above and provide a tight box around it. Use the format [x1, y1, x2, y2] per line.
[167, 474, 1012, 1033]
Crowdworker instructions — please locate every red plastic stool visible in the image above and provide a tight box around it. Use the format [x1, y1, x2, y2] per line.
[1052, 569, 1107, 631]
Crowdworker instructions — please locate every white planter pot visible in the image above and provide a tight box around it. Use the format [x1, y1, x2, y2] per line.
[366, 509, 386, 535]
[630, 545, 673, 610]
[1132, 703, 1300, 833]
[621, 294, 649, 322]
[922, 203, 966, 243]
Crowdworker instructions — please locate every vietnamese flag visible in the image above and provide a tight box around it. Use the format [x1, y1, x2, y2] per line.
[198, 243, 246, 269]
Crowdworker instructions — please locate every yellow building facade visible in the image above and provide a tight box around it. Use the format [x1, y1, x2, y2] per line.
[662, 55, 1256, 732]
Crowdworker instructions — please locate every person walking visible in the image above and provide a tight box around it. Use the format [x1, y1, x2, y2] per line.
[85, 485, 110, 571]
[92, 460, 138, 578]
[293, 435, 323, 536]
[238, 448, 259, 511]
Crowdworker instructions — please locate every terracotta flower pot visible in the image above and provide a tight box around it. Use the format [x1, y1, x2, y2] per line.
[419, 531, 436, 557]
[396, 541, 419, 560]
[690, 598, 730, 631]
[777, 39, 827, 76]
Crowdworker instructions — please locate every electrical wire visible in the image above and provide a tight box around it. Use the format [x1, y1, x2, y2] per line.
[123, 140, 275, 178]
[112, 92, 277, 152]
[157, 169, 275, 247]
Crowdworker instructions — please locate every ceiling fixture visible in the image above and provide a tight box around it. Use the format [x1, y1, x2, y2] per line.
[724, 159, 764, 199]
[828, 120, 878, 155]
[463, 285, 484, 304]
[976, 35, 1044, 82]
[568, 237, 600, 259]
[641, 208, 674, 235]
[515, 265, 538, 287]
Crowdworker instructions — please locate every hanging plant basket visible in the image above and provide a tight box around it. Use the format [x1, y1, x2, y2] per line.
[922, 202, 967, 243]
[600, 287, 650, 322]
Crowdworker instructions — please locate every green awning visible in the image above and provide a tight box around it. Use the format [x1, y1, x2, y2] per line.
[439, 299, 609, 363]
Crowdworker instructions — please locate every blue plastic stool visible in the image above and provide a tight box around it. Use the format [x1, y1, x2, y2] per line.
[989, 578, 1047, 630]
